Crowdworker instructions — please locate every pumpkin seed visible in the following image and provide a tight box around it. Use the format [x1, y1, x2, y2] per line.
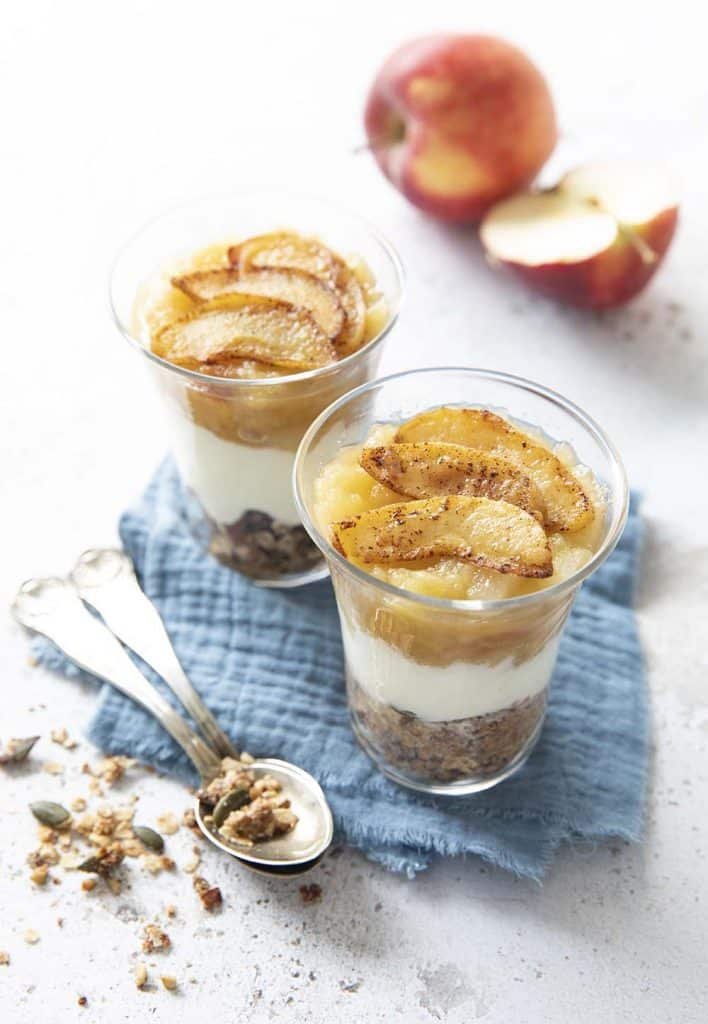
[133, 826, 164, 854]
[29, 800, 71, 828]
[0, 736, 40, 764]
[77, 855, 102, 874]
[212, 786, 250, 828]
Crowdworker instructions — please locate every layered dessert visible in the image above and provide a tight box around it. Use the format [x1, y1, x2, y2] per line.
[133, 230, 389, 581]
[313, 406, 606, 788]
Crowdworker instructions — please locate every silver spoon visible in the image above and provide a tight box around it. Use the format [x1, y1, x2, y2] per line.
[12, 577, 333, 875]
[70, 548, 236, 759]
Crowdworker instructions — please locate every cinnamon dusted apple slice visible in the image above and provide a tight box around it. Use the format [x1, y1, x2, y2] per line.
[360, 443, 546, 523]
[395, 408, 592, 533]
[332, 259, 367, 355]
[172, 267, 345, 339]
[332, 496, 553, 577]
[236, 232, 336, 281]
[154, 294, 336, 371]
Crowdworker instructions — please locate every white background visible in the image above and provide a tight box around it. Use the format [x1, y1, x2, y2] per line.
[1, 2, 706, 1021]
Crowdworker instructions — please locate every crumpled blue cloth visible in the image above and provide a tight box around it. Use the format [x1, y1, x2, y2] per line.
[35, 459, 648, 879]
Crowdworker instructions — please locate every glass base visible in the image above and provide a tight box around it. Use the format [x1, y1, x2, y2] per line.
[349, 709, 545, 796]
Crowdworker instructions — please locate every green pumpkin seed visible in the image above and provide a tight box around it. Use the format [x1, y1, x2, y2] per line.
[0, 736, 40, 764]
[77, 855, 102, 874]
[29, 800, 71, 828]
[213, 787, 250, 828]
[133, 825, 164, 854]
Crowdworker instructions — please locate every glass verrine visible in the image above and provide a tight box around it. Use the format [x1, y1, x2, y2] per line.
[294, 367, 628, 794]
[110, 193, 404, 588]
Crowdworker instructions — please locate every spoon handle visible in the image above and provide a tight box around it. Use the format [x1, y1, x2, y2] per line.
[12, 577, 222, 781]
[71, 549, 237, 759]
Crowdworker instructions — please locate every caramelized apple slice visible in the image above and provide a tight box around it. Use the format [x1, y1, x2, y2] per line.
[154, 294, 336, 371]
[172, 267, 345, 339]
[237, 232, 336, 280]
[332, 259, 367, 355]
[395, 408, 592, 533]
[332, 496, 552, 577]
[360, 443, 546, 523]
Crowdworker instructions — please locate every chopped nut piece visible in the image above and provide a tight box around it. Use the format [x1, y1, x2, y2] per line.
[182, 847, 201, 874]
[51, 728, 69, 745]
[30, 865, 49, 886]
[23, 929, 40, 944]
[142, 923, 171, 954]
[37, 825, 57, 844]
[143, 853, 175, 875]
[193, 876, 223, 911]
[134, 964, 148, 989]
[95, 755, 134, 786]
[299, 883, 322, 903]
[160, 975, 178, 992]
[0, 951, 9, 966]
[156, 812, 179, 836]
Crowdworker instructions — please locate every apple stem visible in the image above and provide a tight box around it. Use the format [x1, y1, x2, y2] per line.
[619, 225, 658, 266]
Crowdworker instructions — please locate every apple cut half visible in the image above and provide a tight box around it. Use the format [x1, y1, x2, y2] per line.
[359, 442, 546, 523]
[172, 267, 345, 340]
[480, 161, 678, 308]
[332, 495, 553, 577]
[154, 294, 336, 372]
[395, 407, 592, 533]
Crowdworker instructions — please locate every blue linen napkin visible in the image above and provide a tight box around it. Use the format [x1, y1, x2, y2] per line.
[35, 459, 648, 879]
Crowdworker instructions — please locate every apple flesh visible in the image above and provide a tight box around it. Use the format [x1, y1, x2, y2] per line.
[364, 35, 557, 223]
[479, 162, 679, 308]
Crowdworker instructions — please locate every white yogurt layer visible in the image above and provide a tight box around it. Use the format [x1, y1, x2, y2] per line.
[340, 616, 560, 722]
[168, 416, 299, 525]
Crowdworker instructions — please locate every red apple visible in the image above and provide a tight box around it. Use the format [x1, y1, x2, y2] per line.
[364, 35, 557, 223]
[479, 162, 679, 308]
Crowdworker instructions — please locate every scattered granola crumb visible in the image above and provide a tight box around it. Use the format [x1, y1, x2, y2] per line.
[43, 761, 65, 775]
[165, 904, 177, 919]
[161, 975, 178, 992]
[23, 929, 40, 945]
[135, 964, 148, 989]
[299, 883, 322, 904]
[156, 812, 179, 836]
[81, 878, 97, 892]
[240, 751, 255, 764]
[56, 918, 64, 928]
[51, 727, 75, 748]
[77, 996, 87, 1007]
[182, 847, 201, 874]
[70, 797, 87, 813]
[143, 853, 175, 875]
[94, 755, 134, 786]
[193, 876, 222, 911]
[142, 923, 171, 954]
[30, 865, 49, 886]
[0, 952, 9, 966]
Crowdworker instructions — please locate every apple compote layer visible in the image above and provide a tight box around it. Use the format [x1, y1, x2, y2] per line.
[314, 409, 606, 786]
[134, 232, 388, 580]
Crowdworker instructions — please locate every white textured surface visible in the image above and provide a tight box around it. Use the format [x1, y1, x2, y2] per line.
[341, 620, 558, 720]
[1, 2, 706, 1022]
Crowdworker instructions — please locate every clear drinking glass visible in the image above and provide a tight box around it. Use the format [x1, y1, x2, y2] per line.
[294, 368, 628, 794]
[110, 193, 404, 587]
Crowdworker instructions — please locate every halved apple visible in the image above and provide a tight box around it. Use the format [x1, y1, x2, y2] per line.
[480, 161, 678, 308]
[395, 407, 592, 533]
[360, 442, 546, 522]
[172, 267, 345, 340]
[154, 294, 336, 372]
[332, 495, 553, 577]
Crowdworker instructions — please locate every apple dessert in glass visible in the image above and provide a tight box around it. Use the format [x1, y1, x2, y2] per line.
[294, 368, 628, 793]
[110, 195, 403, 586]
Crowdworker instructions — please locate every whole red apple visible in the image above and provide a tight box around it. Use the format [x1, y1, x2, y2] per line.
[364, 35, 557, 223]
[480, 162, 679, 308]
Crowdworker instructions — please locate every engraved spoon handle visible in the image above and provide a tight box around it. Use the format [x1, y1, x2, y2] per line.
[12, 577, 221, 781]
[71, 549, 236, 759]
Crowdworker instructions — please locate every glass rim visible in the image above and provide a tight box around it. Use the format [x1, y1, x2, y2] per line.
[107, 189, 406, 389]
[293, 366, 630, 614]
